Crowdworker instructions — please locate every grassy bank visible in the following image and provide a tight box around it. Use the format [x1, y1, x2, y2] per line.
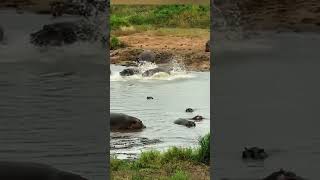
[111, 133, 210, 180]
[110, 5, 210, 32]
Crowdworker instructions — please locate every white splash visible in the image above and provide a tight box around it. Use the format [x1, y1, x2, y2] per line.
[110, 58, 195, 82]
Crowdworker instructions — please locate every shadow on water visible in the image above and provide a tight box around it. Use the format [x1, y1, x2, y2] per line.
[213, 32, 320, 179]
[0, 7, 107, 180]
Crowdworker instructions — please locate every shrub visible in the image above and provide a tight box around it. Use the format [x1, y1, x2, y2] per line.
[110, 36, 126, 50]
[170, 170, 189, 180]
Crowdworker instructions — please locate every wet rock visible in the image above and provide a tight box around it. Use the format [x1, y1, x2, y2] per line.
[174, 118, 196, 128]
[205, 40, 210, 52]
[242, 147, 268, 160]
[138, 50, 156, 62]
[185, 108, 194, 113]
[191, 115, 204, 121]
[142, 67, 171, 77]
[119, 68, 140, 76]
[0, 26, 3, 42]
[30, 21, 96, 47]
[262, 169, 306, 180]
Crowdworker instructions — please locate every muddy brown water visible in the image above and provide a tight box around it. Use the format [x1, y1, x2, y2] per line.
[213, 32, 320, 180]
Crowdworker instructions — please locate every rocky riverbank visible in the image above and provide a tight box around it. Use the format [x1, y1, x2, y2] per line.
[110, 31, 210, 72]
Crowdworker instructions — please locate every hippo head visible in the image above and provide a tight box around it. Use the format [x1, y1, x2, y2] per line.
[185, 121, 196, 128]
[128, 117, 146, 130]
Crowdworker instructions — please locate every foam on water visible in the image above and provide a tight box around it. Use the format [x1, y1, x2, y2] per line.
[110, 60, 196, 82]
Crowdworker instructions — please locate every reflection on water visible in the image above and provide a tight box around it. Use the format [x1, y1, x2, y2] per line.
[214, 32, 320, 179]
[0, 10, 106, 180]
[110, 64, 210, 159]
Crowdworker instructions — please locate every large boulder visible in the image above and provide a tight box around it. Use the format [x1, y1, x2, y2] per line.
[30, 21, 96, 46]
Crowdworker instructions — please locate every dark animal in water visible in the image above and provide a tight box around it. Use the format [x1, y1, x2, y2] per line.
[110, 113, 146, 131]
[191, 115, 204, 121]
[174, 118, 196, 128]
[147, 96, 153, 99]
[119, 68, 140, 76]
[0, 161, 88, 180]
[242, 147, 268, 160]
[185, 108, 194, 113]
[262, 169, 305, 180]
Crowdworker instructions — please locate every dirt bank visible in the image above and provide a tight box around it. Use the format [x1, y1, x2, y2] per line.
[110, 32, 210, 71]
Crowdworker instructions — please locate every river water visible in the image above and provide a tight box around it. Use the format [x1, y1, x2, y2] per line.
[110, 63, 210, 159]
[213, 32, 320, 180]
[0, 10, 107, 180]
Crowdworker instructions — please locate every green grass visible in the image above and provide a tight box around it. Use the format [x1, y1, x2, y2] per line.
[110, 5, 210, 30]
[111, 133, 210, 180]
[110, 36, 126, 50]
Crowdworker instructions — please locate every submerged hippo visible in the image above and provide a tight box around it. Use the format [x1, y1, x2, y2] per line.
[262, 169, 305, 180]
[111, 113, 146, 131]
[185, 108, 194, 113]
[0, 161, 88, 180]
[119, 68, 140, 76]
[174, 118, 196, 128]
[142, 67, 171, 77]
[205, 40, 210, 52]
[138, 50, 156, 62]
[191, 115, 204, 121]
[242, 147, 268, 160]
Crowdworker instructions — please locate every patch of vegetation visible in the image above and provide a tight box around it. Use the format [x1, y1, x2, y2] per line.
[110, 36, 126, 50]
[111, 133, 210, 180]
[110, 5, 210, 30]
